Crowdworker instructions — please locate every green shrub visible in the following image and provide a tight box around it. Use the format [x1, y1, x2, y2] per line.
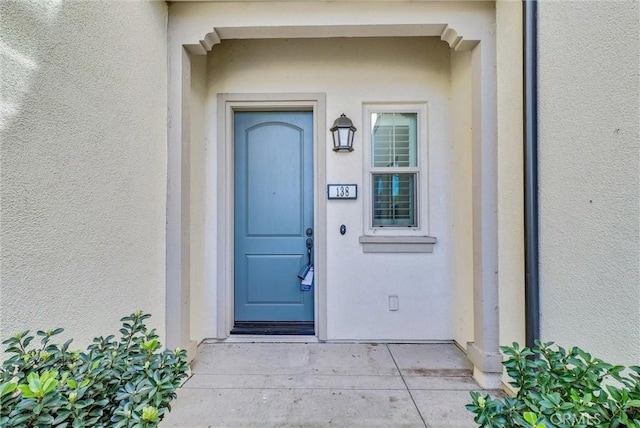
[467, 341, 640, 427]
[0, 312, 189, 427]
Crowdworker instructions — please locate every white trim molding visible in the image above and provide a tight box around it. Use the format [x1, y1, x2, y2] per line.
[216, 93, 328, 340]
[362, 102, 430, 237]
[359, 235, 437, 253]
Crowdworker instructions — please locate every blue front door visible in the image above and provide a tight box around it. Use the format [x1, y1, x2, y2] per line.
[234, 111, 314, 324]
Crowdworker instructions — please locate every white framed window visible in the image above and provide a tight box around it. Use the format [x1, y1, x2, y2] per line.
[362, 103, 430, 240]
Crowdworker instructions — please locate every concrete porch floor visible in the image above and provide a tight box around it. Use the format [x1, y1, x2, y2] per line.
[160, 342, 500, 427]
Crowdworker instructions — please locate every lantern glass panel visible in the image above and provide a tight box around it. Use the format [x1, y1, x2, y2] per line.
[338, 128, 350, 148]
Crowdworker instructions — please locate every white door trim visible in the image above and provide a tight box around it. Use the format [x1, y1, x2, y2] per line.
[216, 93, 328, 340]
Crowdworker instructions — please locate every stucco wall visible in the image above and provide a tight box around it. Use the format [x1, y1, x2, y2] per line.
[538, 0, 639, 367]
[204, 37, 454, 340]
[190, 56, 208, 342]
[495, 0, 525, 355]
[0, 1, 168, 347]
[450, 49, 474, 348]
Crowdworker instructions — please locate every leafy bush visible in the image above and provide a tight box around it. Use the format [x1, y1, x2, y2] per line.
[467, 342, 640, 427]
[0, 312, 189, 427]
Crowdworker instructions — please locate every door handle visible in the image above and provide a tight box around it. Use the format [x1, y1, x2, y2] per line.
[305, 238, 313, 265]
[298, 238, 314, 279]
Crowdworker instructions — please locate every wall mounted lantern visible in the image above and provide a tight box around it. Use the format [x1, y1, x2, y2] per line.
[330, 113, 356, 152]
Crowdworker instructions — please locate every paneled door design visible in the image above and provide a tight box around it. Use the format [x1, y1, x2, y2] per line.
[234, 111, 314, 332]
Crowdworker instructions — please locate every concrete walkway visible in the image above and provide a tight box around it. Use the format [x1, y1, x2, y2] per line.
[160, 342, 500, 427]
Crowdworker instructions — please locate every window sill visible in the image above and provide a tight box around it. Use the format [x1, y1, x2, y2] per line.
[358, 235, 437, 253]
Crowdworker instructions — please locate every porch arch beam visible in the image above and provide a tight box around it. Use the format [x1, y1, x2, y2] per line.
[184, 24, 479, 55]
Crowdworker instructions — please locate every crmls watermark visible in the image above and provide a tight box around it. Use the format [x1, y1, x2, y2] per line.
[549, 413, 602, 425]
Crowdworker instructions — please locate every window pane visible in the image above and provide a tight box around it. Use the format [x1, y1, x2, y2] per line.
[371, 113, 417, 167]
[372, 173, 416, 227]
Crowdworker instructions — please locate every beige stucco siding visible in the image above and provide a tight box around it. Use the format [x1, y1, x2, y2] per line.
[495, 0, 525, 358]
[450, 48, 474, 349]
[538, 0, 640, 366]
[0, 1, 168, 347]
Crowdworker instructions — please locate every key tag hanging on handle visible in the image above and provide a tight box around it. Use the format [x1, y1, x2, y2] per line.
[300, 237, 314, 290]
[301, 266, 314, 291]
[298, 263, 311, 279]
[297, 246, 313, 279]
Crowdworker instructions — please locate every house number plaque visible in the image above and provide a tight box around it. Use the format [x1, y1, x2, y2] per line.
[327, 184, 357, 200]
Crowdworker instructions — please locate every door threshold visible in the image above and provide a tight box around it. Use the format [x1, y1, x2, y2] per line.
[204, 335, 319, 344]
[231, 321, 314, 336]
